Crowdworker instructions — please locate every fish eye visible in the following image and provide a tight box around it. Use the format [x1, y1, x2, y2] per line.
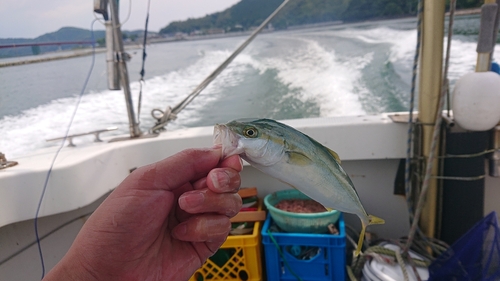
[243, 127, 258, 138]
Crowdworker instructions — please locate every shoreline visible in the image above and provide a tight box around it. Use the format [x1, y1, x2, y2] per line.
[0, 9, 482, 68]
[0, 49, 105, 67]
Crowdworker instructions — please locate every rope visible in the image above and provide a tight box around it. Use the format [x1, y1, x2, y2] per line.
[443, 148, 500, 158]
[350, 245, 432, 278]
[432, 175, 485, 181]
[395, 249, 410, 281]
[346, 265, 357, 281]
[150, 0, 290, 133]
[34, 19, 97, 279]
[404, 0, 423, 225]
[405, 0, 456, 253]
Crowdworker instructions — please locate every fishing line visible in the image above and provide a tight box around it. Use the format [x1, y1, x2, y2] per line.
[137, 0, 152, 124]
[34, 19, 98, 279]
[267, 229, 304, 281]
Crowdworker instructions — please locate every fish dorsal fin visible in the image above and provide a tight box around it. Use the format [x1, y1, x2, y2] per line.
[326, 147, 341, 164]
[286, 151, 313, 166]
[304, 135, 341, 164]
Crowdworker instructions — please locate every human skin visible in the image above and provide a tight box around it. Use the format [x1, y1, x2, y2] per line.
[42, 147, 243, 281]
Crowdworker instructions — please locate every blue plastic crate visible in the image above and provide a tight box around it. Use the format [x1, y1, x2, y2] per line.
[261, 213, 346, 281]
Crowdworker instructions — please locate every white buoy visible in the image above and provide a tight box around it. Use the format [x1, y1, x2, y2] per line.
[452, 71, 500, 131]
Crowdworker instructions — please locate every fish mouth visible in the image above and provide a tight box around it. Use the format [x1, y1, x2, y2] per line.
[213, 124, 243, 158]
[213, 124, 225, 147]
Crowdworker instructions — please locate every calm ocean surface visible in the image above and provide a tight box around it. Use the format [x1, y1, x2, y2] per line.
[1, 15, 498, 158]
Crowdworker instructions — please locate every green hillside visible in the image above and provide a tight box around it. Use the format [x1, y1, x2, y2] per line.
[159, 0, 483, 35]
[160, 0, 351, 34]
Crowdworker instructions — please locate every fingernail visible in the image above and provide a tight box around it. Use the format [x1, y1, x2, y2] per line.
[239, 157, 244, 170]
[211, 170, 229, 190]
[179, 192, 205, 208]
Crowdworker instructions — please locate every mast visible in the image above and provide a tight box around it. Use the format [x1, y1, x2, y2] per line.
[108, 0, 142, 138]
[417, 0, 445, 238]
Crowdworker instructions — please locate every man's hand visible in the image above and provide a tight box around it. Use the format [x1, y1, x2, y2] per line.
[43, 147, 243, 281]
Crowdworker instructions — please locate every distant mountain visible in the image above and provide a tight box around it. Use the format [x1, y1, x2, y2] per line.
[35, 27, 105, 42]
[160, 0, 351, 35]
[159, 0, 484, 35]
[0, 27, 147, 59]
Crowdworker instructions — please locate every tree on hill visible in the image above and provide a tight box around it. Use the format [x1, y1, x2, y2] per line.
[159, 0, 484, 35]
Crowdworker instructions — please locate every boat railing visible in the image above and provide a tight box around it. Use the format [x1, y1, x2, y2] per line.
[46, 127, 118, 147]
[0, 152, 18, 169]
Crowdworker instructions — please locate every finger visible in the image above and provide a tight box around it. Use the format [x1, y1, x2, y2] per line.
[179, 189, 242, 217]
[192, 177, 207, 190]
[219, 154, 243, 172]
[172, 214, 231, 242]
[123, 148, 222, 191]
[190, 240, 226, 261]
[207, 168, 241, 193]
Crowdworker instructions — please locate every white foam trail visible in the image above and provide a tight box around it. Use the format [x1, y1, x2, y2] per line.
[333, 27, 417, 81]
[447, 40, 500, 86]
[334, 25, 500, 88]
[138, 49, 256, 126]
[0, 50, 252, 158]
[3, 24, 500, 159]
[258, 38, 369, 116]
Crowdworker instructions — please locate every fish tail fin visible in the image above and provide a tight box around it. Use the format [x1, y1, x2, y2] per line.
[368, 214, 385, 225]
[354, 223, 366, 257]
[354, 215, 385, 257]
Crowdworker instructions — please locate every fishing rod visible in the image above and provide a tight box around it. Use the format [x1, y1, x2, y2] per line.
[150, 0, 290, 133]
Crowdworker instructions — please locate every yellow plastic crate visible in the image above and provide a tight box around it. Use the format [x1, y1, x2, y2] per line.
[190, 202, 263, 281]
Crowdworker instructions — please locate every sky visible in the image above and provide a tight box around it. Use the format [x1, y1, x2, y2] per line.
[0, 0, 241, 39]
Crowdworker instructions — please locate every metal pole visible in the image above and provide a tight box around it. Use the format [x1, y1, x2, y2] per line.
[105, 21, 120, 90]
[109, 0, 141, 137]
[417, 0, 445, 238]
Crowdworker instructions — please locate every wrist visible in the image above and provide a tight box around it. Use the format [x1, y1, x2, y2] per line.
[43, 251, 99, 281]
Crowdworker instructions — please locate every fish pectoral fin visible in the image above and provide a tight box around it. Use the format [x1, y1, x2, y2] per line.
[326, 148, 341, 164]
[286, 151, 313, 166]
[368, 215, 385, 225]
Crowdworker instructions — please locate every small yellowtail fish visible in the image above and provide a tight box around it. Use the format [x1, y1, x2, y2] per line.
[214, 118, 384, 256]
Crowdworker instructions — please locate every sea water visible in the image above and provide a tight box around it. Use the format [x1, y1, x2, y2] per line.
[1, 15, 498, 158]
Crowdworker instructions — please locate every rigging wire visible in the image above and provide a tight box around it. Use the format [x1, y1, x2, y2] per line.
[33, 19, 98, 279]
[150, 0, 291, 133]
[120, 0, 133, 25]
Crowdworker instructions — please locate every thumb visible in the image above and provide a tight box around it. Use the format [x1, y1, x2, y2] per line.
[121, 148, 222, 192]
